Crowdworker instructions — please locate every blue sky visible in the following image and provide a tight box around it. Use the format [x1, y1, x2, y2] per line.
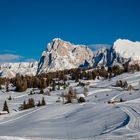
[0, 0, 140, 62]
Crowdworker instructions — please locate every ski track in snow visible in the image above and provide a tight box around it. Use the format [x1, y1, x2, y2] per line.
[0, 106, 46, 125]
[13, 94, 28, 99]
[115, 104, 140, 137]
[99, 71, 140, 137]
[111, 92, 124, 101]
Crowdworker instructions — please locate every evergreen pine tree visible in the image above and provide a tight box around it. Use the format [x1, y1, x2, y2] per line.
[52, 80, 56, 91]
[23, 100, 27, 109]
[41, 97, 46, 106]
[3, 100, 9, 113]
[120, 98, 123, 102]
[6, 82, 9, 92]
[29, 98, 35, 107]
[58, 82, 60, 90]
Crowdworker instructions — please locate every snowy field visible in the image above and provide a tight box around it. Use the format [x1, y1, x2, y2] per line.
[1, 72, 140, 139]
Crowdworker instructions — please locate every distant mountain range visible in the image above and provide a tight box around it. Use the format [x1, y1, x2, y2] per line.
[0, 62, 38, 78]
[1, 38, 140, 78]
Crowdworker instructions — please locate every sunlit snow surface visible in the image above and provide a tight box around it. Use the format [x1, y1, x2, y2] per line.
[1, 72, 140, 139]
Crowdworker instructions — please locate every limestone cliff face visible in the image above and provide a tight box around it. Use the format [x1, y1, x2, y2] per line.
[37, 38, 94, 74]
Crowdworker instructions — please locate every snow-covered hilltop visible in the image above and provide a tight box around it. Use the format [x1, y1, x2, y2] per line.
[37, 38, 94, 74]
[0, 62, 38, 78]
[113, 39, 140, 61]
[93, 39, 140, 67]
[1, 38, 140, 78]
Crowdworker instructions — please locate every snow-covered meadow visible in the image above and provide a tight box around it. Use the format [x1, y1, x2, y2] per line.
[1, 72, 140, 140]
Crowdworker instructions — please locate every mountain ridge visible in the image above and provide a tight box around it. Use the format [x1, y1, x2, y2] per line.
[1, 38, 140, 78]
[0, 62, 38, 78]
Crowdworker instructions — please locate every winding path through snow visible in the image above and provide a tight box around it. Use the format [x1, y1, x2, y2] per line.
[119, 104, 140, 135]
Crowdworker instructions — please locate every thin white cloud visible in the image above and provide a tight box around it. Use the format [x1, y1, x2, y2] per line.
[88, 44, 111, 50]
[0, 54, 23, 62]
[1, 50, 16, 53]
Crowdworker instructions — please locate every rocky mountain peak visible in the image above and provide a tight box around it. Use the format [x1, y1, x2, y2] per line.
[1, 38, 140, 78]
[37, 38, 94, 74]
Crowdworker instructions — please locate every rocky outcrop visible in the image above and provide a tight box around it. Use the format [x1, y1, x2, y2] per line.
[37, 38, 94, 74]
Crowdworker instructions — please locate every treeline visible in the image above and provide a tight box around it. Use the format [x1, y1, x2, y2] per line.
[0, 63, 139, 92]
[11, 76, 48, 92]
